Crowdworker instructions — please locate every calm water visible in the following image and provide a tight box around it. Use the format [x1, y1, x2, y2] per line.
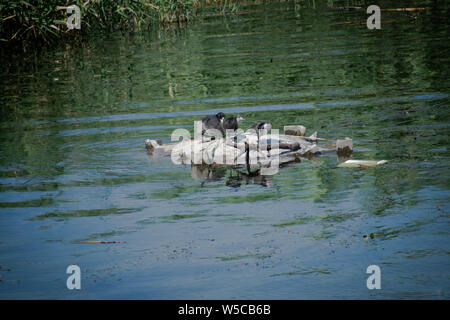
[0, 1, 449, 299]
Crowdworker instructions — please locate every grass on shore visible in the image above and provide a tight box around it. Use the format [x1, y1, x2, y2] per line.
[0, 0, 241, 51]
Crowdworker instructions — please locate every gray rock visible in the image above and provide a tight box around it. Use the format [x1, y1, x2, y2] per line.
[336, 138, 353, 153]
[284, 125, 306, 136]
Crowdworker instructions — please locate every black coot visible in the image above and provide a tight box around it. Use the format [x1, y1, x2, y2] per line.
[249, 121, 272, 135]
[201, 112, 225, 137]
[223, 115, 244, 131]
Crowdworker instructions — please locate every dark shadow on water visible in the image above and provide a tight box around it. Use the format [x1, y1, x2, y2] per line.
[191, 164, 273, 188]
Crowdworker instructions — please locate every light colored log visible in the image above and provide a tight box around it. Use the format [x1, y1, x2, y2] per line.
[147, 128, 340, 170]
[338, 160, 388, 168]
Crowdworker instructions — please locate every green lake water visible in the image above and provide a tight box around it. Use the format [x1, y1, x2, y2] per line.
[0, 1, 449, 299]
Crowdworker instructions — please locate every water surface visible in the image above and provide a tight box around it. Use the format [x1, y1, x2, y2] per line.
[0, 1, 449, 299]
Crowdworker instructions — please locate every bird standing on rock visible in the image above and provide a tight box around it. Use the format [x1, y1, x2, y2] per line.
[223, 115, 244, 132]
[249, 121, 272, 138]
[201, 112, 225, 138]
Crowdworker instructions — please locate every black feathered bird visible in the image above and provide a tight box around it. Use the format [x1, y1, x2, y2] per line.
[249, 121, 272, 135]
[201, 112, 225, 138]
[223, 115, 244, 131]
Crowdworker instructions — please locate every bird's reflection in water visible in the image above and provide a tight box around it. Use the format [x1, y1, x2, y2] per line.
[191, 164, 273, 188]
[191, 164, 227, 182]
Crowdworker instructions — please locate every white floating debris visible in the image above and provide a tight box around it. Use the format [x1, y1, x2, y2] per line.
[338, 160, 388, 168]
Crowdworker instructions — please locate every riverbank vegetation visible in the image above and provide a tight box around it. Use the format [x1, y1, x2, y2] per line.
[1, 0, 429, 53]
[0, 0, 242, 51]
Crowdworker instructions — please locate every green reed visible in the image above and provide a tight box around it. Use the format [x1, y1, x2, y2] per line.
[0, 0, 204, 49]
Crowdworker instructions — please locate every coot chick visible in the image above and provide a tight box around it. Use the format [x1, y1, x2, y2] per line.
[249, 121, 272, 134]
[223, 115, 244, 131]
[201, 112, 225, 137]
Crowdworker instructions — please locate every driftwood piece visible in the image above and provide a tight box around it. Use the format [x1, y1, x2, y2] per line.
[145, 139, 175, 155]
[338, 160, 388, 168]
[146, 126, 343, 174]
